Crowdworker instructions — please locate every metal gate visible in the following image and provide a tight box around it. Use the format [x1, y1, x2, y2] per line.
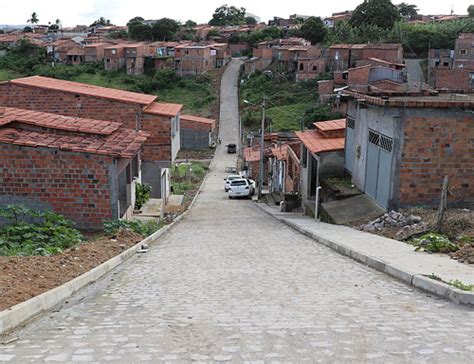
[345, 118, 355, 173]
[365, 130, 393, 209]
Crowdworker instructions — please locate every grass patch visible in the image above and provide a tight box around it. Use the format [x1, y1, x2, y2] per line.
[240, 70, 340, 132]
[103, 219, 162, 237]
[426, 274, 474, 292]
[410, 232, 459, 253]
[0, 68, 20, 81]
[171, 161, 209, 196]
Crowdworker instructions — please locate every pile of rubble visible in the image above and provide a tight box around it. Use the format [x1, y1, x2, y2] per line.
[360, 211, 427, 240]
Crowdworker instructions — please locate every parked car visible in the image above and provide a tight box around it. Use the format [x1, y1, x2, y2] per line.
[224, 174, 242, 191]
[228, 179, 253, 199]
[226, 143, 237, 153]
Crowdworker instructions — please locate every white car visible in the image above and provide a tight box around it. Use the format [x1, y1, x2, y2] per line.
[224, 174, 242, 192]
[228, 179, 253, 199]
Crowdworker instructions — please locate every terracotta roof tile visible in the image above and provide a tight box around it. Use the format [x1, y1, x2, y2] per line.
[313, 119, 346, 132]
[144, 102, 183, 117]
[11, 76, 157, 105]
[0, 107, 148, 158]
[295, 129, 345, 154]
[0, 107, 122, 135]
[271, 144, 289, 161]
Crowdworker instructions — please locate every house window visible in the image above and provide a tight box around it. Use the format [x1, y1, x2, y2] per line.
[460, 49, 467, 55]
[312, 65, 317, 71]
[347, 117, 355, 129]
[443, 62, 449, 67]
[299, 63, 304, 71]
[112, 49, 116, 55]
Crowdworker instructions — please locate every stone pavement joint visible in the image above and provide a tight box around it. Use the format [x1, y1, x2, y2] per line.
[255, 202, 474, 306]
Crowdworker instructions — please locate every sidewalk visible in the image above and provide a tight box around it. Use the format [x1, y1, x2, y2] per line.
[255, 202, 474, 306]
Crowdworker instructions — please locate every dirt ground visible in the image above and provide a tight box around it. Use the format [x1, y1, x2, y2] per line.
[348, 207, 474, 264]
[0, 230, 143, 311]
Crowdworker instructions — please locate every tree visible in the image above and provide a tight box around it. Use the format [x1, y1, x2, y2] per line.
[27, 12, 39, 33]
[209, 4, 246, 26]
[151, 18, 180, 41]
[245, 16, 257, 25]
[350, 0, 401, 29]
[469, 5, 474, 17]
[184, 20, 197, 28]
[48, 19, 61, 31]
[247, 27, 282, 47]
[23, 26, 33, 33]
[397, 2, 419, 19]
[301, 16, 327, 45]
[90, 17, 112, 27]
[127, 17, 144, 27]
[0, 30, 4, 34]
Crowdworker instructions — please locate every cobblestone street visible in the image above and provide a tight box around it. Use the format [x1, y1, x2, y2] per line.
[1, 60, 473, 363]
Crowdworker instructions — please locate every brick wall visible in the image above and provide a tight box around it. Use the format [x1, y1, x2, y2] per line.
[141, 113, 172, 161]
[347, 66, 371, 86]
[0, 144, 114, 229]
[433, 68, 472, 92]
[399, 113, 474, 207]
[0, 83, 171, 163]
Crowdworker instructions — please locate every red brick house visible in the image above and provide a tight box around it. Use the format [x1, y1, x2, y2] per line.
[0, 107, 149, 229]
[329, 44, 403, 71]
[174, 44, 216, 76]
[104, 44, 125, 71]
[0, 76, 183, 199]
[124, 43, 146, 76]
[343, 90, 474, 210]
[269, 143, 301, 193]
[84, 43, 108, 63]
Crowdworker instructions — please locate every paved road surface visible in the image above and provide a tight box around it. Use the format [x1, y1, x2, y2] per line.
[1, 60, 473, 363]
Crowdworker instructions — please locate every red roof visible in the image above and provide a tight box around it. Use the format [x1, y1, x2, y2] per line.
[243, 147, 260, 162]
[0, 107, 149, 158]
[144, 102, 183, 117]
[295, 129, 345, 154]
[313, 119, 346, 132]
[271, 144, 289, 161]
[11, 76, 157, 106]
[181, 114, 215, 125]
[0, 107, 121, 135]
[180, 114, 216, 131]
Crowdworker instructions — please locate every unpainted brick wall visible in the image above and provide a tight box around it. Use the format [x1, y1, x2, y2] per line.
[0, 83, 171, 162]
[0, 143, 114, 229]
[399, 113, 474, 207]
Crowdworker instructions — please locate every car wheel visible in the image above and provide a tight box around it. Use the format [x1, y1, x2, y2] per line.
[228, 196, 232, 199]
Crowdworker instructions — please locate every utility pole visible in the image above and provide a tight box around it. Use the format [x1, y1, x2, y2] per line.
[258, 96, 266, 199]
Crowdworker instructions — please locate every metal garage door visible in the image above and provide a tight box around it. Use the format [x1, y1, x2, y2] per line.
[365, 130, 393, 209]
[345, 118, 355, 173]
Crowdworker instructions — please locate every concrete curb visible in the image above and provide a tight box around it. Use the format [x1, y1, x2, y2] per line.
[0, 171, 209, 336]
[254, 202, 474, 307]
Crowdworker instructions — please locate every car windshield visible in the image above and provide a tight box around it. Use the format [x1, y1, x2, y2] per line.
[228, 176, 240, 181]
[231, 180, 247, 186]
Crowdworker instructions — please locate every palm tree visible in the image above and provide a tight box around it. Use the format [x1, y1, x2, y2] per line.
[27, 12, 39, 33]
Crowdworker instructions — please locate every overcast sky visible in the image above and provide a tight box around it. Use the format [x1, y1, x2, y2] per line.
[1, 1, 472, 27]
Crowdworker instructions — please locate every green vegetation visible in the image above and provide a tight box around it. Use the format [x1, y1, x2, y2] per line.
[448, 280, 474, 292]
[301, 17, 327, 45]
[0, 42, 217, 116]
[410, 232, 459, 253]
[240, 71, 341, 132]
[209, 4, 246, 26]
[171, 162, 209, 196]
[426, 274, 474, 292]
[135, 183, 152, 210]
[103, 219, 162, 237]
[350, 0, 401, 29]
[0, 205, 83, 256]
[327, 18, 474, 57]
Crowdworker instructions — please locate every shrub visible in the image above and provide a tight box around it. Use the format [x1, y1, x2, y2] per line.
[103, 219, 161, 237]
[0, 205, 83, 256]
[410, 232, 459, 253]
[135, 183, 152, 210]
